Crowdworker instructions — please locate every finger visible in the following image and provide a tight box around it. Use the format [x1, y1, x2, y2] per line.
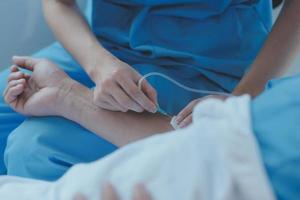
[178, 114, 193, 128]
[176, 100, 199, 124]
[8, 79, 26, 88]
[140, 80, 158, 106]
[12, 56, 40, 71]
[5, 84, 24, 103]
[73, 194, 86, 200]
[112, 85, 143, 113]
[95, 94, 127, 112]
[93, 87, 126, 112]
[8, 71, 25, 82]
[108, 94, 131, 112]
[119, 79, 157, 113]
[24, 74, 31, 80]
[10, 65, 19, 72]
[96, 101, 121, 112]
[102, 183, 119, 200]
[133, 184, 152, 200]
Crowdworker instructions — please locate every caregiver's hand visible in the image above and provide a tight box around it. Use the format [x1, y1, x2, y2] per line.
[92, 56, 157, 113]
[3, 56, 71, 116]
[175, 95, 228, 128]
[74, 183, 152, 200]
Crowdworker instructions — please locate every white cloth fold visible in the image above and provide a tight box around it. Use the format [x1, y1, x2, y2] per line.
[0, 95, 275, 200]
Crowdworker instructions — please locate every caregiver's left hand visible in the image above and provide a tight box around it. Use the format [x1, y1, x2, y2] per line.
[74, 183, 152, 200]
[175, 95, 228, 128]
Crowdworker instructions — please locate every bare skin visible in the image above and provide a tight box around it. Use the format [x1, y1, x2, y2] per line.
[3, 57, 172, 147]
[74, 183, 152, 200]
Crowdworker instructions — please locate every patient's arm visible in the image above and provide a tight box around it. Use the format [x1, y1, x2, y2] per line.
[3, 57, 172, 147]
[60, 79, 172, 147]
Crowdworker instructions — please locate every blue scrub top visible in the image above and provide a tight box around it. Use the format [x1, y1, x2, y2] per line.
[90, 0, 272, 92]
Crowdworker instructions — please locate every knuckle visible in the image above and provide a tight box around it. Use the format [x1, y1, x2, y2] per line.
[118, 67, 128, 73]
[112, 69, 123, 78]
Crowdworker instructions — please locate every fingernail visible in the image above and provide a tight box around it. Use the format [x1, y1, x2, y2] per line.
[133, 107, 142, 113]
[148, 106, 156, 113]
[151, 107, 157, 113]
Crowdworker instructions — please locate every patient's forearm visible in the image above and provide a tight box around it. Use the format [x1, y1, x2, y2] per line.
[60, 81, 173, 147]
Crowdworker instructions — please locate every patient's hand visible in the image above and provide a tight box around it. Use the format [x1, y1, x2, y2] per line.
[3, 56, 71, 116]
[175, 95, 228, 128]
[74, 183, 152, 200]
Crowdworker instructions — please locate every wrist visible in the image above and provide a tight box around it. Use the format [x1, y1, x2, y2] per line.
[88, 50, 120, 82]
[57, 79, 96, 124]
[55, 78, 79, 117]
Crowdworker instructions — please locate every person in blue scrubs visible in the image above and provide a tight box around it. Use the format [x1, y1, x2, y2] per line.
[0, 0, 299, 181]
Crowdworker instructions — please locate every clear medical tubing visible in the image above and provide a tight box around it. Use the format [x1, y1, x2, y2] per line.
[138, 72, 232, 97]
[138, 72, 232, 117]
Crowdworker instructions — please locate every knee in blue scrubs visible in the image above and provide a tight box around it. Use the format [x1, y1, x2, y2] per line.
[4, 117, 116, 181]
[252, 75, 300, 200]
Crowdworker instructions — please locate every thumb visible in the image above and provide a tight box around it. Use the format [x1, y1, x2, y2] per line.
[12, 56, 40, 71]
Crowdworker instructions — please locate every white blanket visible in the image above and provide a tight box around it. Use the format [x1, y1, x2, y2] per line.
[0, 96, 276, 200]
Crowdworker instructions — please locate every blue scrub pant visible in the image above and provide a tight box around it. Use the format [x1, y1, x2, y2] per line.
[0, 43, 226, 181]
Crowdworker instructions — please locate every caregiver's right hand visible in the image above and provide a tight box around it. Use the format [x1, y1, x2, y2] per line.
[92, 57, 157, 113]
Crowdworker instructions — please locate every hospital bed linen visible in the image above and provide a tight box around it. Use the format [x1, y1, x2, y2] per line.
[0, 96, 275, 200]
